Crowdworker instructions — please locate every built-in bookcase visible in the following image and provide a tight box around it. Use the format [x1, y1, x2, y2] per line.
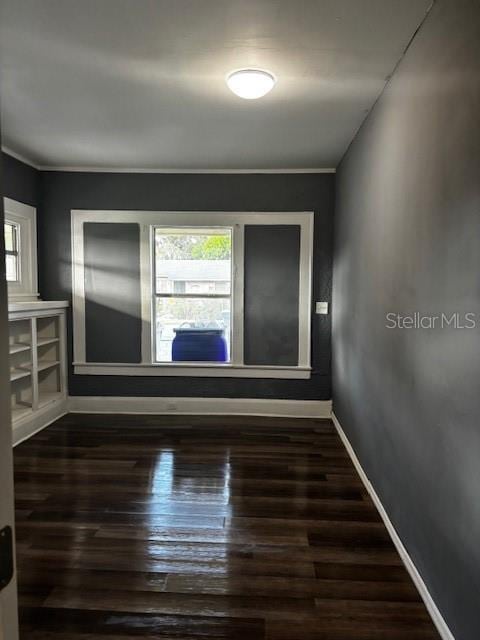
[8, 302, 68, 444]
[37, 315, 62, 408]
[9, 318, 34, 422]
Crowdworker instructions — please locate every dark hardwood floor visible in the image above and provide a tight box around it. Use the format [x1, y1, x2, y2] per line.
[14, 414, 440, 639]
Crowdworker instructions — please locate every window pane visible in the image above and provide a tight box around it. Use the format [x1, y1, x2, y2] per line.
[155, 229, 231, 295]
[6, 254, 19, 282]
[154, 227, 232, 363]
[155, 297, 231, 362]
[5, 223, 16, 252]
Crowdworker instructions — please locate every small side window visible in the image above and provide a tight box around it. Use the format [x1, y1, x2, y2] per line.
[3, 198, 38, 301]
[4, 221, 20, 282]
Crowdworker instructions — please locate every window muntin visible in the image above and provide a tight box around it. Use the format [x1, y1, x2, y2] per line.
[153, 227, 232, 362]
[4, 221, 20, 282]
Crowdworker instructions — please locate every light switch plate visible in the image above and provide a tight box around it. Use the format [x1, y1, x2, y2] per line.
[315, 301, 329, 315]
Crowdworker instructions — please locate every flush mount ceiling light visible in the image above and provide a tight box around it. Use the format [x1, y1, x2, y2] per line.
[226, 69, 276, 99]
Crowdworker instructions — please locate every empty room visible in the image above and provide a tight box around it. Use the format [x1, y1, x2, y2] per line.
[0, 0, 479, 638]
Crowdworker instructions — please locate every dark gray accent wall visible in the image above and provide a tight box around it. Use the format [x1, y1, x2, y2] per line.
[84, 223, 142, 363]
[1, 152, 39, 207]
[333, 1, 480, 638]
[39, 172, 334, 399]
[244, 225, 300, 366]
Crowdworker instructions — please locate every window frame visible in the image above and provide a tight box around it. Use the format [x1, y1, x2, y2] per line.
[72, 210, 313, 379]
[152, 225, 234, 364]
[3, 198, 39, 301]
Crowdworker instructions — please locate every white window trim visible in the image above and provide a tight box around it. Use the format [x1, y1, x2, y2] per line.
[4, 198, 39, 301]
[71, 210, 313, 379]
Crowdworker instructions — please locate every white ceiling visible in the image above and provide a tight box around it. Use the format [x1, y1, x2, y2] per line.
[0, 0, 431, 170]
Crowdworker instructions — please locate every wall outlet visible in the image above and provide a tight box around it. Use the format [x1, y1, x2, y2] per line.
[315, 301, 329, 315]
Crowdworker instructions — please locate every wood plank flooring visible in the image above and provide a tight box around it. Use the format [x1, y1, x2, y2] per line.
[14, 414, 440, 639]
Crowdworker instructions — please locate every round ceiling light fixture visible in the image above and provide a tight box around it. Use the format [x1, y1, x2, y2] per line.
[226, 68, 276, 100]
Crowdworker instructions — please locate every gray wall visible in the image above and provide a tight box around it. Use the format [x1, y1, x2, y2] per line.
[39, 171, 334, 399]
[84, 222, 142, 364]
[244, 225, 300, 366]
[1, 152, 39, 207]
[333, 1, 480, 638]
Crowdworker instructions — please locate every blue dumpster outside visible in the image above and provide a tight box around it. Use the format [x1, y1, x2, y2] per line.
[172, 328, 227, 362]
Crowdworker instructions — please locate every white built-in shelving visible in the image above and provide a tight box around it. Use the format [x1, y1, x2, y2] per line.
[8, 301, 68, 443]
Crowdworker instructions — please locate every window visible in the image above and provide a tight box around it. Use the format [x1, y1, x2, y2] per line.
[153, 228, 232, 362]
[72, 210, 313, 378]
[4, 221, 20, 282]
[3, 198, 38, 301]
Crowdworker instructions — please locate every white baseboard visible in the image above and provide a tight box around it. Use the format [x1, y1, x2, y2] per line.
[13, 399, 68, 446]
[68, 396, 332, 419]
[331, 412, 454, 640]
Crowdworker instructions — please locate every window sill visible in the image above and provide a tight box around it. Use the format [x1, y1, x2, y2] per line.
[73, 362, 311, 379]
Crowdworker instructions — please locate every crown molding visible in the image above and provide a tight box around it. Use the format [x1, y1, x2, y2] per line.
[1, 146, 40, 169]
[1, 146, 336, 174]
[37, 166, 336, 174]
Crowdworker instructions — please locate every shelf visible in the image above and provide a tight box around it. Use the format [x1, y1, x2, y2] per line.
[10, 368, 32, 382]
[11, 403, 33, 422]
[38, 391, 64, 409]
[9, 300, 68, 314]
[9, 342, 31, 355]
[37, 337, 60, 348]
[37, 360, 60, 373]
[9, 307, 67, 434]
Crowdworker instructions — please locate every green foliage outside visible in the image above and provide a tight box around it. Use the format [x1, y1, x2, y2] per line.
[156, 232, 231, 260]
[190, 235, 231, 259]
